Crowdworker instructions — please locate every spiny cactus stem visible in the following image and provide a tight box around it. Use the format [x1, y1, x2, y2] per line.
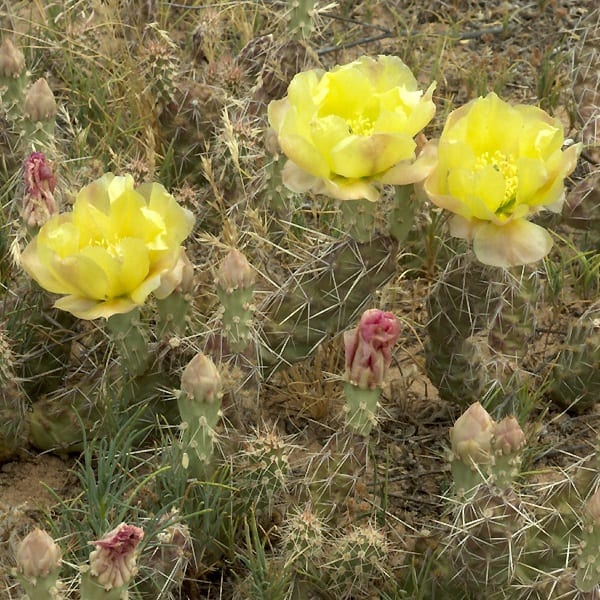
[450, 458, 490, 498]
[16, 573, 63, 600]
[80, 571, 128, 600]
[343, 382, 380, 438]
[106, 308, 150, 377]
[156, 291, 192, 338]
[492, 453, 522, 490]
[389, 184, 418, 242]
[288, 0, 315, 39]
[339, 199, 377, 243]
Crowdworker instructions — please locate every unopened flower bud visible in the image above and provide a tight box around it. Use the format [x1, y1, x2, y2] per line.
[156, 249, 195, 297]
[216, 249, 255, 291]
[180, 352, 221, 404]
[450, 402, 496, 466]
[344, 309, 401, 390]
[88, 523, 144, 590]
[493, 416, 525, 456]
[16, 528, 62, 579]
[21, 151, 58, 227]
[0, 38, 25, 78]
[24, 78, 57, 121]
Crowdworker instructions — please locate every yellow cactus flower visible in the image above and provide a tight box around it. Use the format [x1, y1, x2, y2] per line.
[20, 173, 195, 319]
[268, 55, 437, 202]
[424, 92, 581, 267]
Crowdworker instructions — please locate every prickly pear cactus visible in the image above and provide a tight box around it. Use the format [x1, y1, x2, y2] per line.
[425, 254, 490, 406]
[0, 324, 28, 462]
[233, 428, 291, 519]
[550, 304, 599, 413]
[258, 235, 398, 372]
[138, 23, 179, 115]
[449, 485, 526, 590]
[281, 505, 326, 573]
[425, 252, 541, 407]
[324, 523, 390, 599]
[216, 249, 256, 354]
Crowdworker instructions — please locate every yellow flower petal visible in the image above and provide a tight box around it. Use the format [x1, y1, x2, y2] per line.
[464, 92, 521, 155]
[320, 178, 380, 202]
[281, 160, 320, 193]
[330, 133, 415, 178]
[319, 64, 373, 119]
[472, 220, 553, 267]
[54, 253, 110, 300]
[516, 156, 548, 205]
[21, 237, 79, 295]
[54, 296, 140, 320]
[380, 140, 438, 185]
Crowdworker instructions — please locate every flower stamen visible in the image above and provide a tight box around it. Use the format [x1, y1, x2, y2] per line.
[475, 150, 518, 215]
[348, 114, 374, 136]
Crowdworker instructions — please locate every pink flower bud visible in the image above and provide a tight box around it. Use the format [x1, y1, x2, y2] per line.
[24, 78, 57, 121]
[21, 152, 58, 227]
[0, 38, 25, 78]
[88, 523, 144, 590]
[16, 528, 62, 579]
[344, 309, 401, 389]
[180, 351, 221, 404]
[493, 416, 525, 456]
[450, 402, 496, 466]
[216, 249, 255, 291]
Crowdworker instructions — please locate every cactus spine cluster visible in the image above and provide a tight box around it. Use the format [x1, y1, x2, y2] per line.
[106, 309, 150, 377]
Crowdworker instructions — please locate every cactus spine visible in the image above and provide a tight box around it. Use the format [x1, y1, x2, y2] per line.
[325, 523, 390, 598]
[259, 235, 398, 371]
[576, 489, 600, 592]
[0, 324, 27, 461]
[425, 253, 540, 408]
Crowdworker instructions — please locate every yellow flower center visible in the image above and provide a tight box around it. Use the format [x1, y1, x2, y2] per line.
[94, 236, 121, 258]
[348, 114, 374, 136]
[475, 150, 518, 214]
